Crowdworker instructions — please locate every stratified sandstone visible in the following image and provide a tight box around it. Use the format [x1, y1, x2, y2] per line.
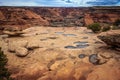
[0, 7, 49, 31]
[98, 30, 120, 48]
[0, 7, 120, 32]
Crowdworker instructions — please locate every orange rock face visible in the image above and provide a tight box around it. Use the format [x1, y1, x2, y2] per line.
[0, 7, 120, 31]
[0, 7, 49, 31]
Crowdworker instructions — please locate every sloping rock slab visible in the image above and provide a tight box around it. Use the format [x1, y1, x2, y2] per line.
[97, 30, 120, 48]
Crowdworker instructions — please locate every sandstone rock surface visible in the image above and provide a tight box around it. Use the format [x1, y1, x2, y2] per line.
[0, 27, 119, 80]
[15, 47, 28, 57]
[98, 30, 120, 48]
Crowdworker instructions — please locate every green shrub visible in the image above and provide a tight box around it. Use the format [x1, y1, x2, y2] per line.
[113, 19, 120, 26]
[0, 48, 12, 80]
[87, 23, 101, 33]
[102, 26, 111, 32]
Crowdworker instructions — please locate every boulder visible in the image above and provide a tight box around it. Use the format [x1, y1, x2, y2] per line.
[8, 40, 28, 57]
[15, 47, 28, 57]
[97, 30, 120, 48]
[3, 30, 25, 37]
[8, 40, 28, 52]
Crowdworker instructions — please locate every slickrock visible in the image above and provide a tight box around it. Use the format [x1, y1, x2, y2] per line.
[15, 47, 28, 57]
[98, 30, 120, 48]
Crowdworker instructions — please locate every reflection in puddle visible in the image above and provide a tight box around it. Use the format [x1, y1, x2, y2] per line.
[74, 41, 89, 48]
[76, 44, 89, 48]
[55, 32, 64, 34]
[63, 34, 77, 37]
[65, 41, 89, 49]
[78, 54, 86, 59]
[85, 31, 94, 34]
[74, 41, 88, 45]
[64, 46, 76, 49]
[89, 54, 99, 65]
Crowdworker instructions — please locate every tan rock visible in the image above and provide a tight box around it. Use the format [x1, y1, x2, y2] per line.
[3, 30, 24, 37]
[87, 65, 120, 80]
[15, 47, 28, 57]
[54, 60, 75, 80]
[99, 52, 113, 59]
[8, 40, 28, 52]
[12, 63, 48, 80]
[98, 30, 120, 48]
[74, 63, 93, 80]
[26, 40, 40, 49]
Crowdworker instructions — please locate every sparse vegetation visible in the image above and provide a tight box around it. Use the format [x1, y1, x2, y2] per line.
[113, 19, 120, 26]
[102, 26, 111, 32]
[0, 48, 12, 80]
[87, 23, 101, 33]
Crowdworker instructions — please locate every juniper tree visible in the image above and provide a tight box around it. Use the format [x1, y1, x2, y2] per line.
[0, 48, 11, 80]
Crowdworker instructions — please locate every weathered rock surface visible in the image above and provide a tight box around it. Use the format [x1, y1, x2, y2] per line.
[87, 64, 120, 80]
[3, 30, 25, 37]
[26, 40, 40, 50]
[8, 40, 28, 52]
[15, 47, 28, 57]
[8, 41, 28, 57]
[98, 30, 120, 48]
[1, 27, 119, 80]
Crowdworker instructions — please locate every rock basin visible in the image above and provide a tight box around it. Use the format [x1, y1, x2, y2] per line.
[63, 34, 77, 37]
[64, 41, 89, 49]
[55, 32, 64, 34]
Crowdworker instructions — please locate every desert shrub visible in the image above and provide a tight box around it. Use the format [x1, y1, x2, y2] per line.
[113, 19, 120, 26]
[0, 48, 12, 80]
[102, 26, 111, 32]
[87, 23, 101, 33]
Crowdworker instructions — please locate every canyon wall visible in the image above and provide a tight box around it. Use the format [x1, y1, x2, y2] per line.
[0, 7, 120, 31]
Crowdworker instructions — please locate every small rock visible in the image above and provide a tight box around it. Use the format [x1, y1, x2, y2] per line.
[8, 40, 28, 52]
[15, 47, 28, 57]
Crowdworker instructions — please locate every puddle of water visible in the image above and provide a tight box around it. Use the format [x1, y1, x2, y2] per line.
[63, 34, 77, 37]
[76, 44, 89, 48]
[75, 41, 89, 48]
[85, 31, 94, 34]
[65, 41, 89, 49]
[55, 32, 64, 34]
[78, 54, 86, 59]
[74, 41, 88, 45]
[64, 46, 76, 49]
[89, 54, 99, 65]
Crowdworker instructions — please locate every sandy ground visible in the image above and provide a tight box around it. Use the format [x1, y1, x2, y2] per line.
[0, 26, 120, 80]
